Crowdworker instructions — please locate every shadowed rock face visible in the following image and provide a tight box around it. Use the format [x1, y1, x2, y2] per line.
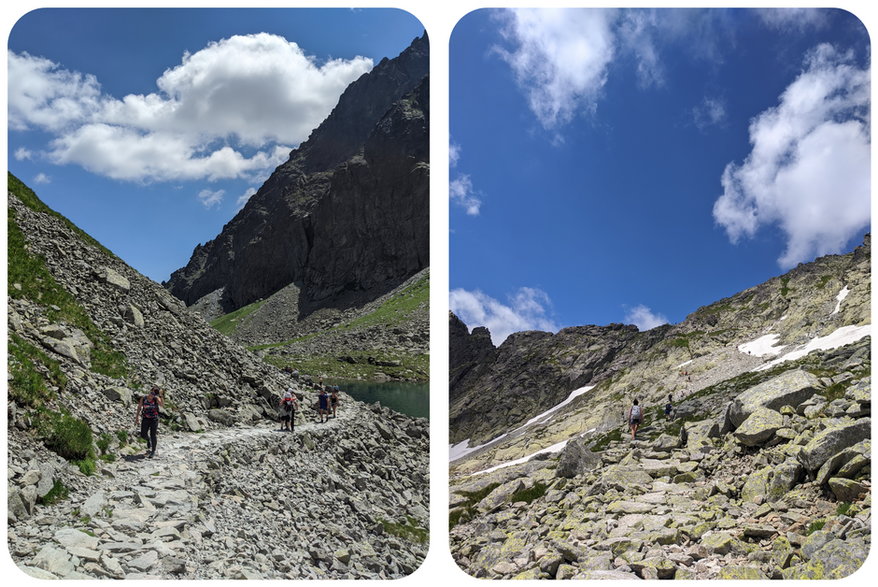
[165, 34, 429, 314]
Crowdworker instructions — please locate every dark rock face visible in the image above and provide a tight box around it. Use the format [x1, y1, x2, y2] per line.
[449, 318, 652, 445]
[165, 34, 429, 314]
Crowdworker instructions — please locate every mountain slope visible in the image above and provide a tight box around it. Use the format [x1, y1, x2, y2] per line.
[450, 237, 870, 446]
[448, 238, 870, 580]
[6, 174, 428, 579]
[165, 34, 429, 316]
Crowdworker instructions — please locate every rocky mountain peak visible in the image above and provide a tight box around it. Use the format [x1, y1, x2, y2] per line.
[165, 33, 429, 316]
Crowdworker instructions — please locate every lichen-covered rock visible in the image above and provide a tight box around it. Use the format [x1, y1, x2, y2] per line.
[556, 437, 600, 478]
[827, 477, 868, 502]
[728, 370, 821, 428]
[798, 419, 871, 473]
[734, 407, 784, 446]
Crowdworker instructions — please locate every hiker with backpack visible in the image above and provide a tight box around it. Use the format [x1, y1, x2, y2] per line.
[627, 398, 643, 440]
[278, 389, 298, 431]
[134, 386, 163, 458]
[664, 393, 674, 419]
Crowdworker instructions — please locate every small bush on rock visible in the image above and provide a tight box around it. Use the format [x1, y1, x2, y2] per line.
[38, 410, 95, 461]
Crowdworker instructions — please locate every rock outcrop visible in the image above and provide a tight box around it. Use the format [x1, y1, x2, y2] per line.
[165, 33, 429, 317]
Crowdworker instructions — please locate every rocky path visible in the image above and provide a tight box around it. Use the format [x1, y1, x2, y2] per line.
[10, 403, 429, 580]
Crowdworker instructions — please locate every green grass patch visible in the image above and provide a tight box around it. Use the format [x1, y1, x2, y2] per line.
[247, 274, 429, 354]
[345, 274, 428, 331]
[8, 185, 128, 380]
[37, 410, 94, 462]
[509, 482, 547, 504]
[590, 427, 622, 452]
[265, 350, 428, 382]
[820, 382, 847, 402]
[7, 333, 67, 407]
[380, 516, 428, 544]
[115, 430, 129, 446]
[36, 480, 70, 506]
[780, 276, 791, 297]
[817, 275, 833, 289]
[96, 432, 113, 455]
[670, 338, 690, 349]
[836, 502, 852, 516]
[209, 299, 267, 335]
[450, 482, 501, 530]
[806, 519, 826, 535]
[75, 458, 97, 476]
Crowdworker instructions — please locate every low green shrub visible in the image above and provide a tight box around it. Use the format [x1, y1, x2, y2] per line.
[380, 517, 428, 544]
[38, 411, 94, 461]
[36, 480, 70, 505]
[509, 482, 547, 504]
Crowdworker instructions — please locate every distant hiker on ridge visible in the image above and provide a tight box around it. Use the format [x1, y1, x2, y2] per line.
[664, 394, 674, 419]
[134, 386, 163, 458]
[627, 398, 643, 440]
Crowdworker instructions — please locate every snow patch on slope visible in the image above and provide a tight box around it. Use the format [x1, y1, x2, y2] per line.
[739, 334, 786, 357]
[757, 324, 870, 371]
[832, 286, 850, 315]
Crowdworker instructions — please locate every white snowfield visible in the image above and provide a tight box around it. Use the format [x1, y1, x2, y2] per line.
[832, 286, 850, 315]
[738, 334, 785, 357]
[756, 324, 871, 372]
[449, 385, 595, 463]
[676, 359, 693, 369]
[472, 428, 597, 476]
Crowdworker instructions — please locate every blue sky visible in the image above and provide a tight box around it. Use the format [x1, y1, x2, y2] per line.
[450, 8, 871, 345]
[7, 8, 424, 282]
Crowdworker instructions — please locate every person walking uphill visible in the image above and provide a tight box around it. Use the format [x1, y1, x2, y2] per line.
[627, 398, 643, 440]
[135, 386, 164, 458]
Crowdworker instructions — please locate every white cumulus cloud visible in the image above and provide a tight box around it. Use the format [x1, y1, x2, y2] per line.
[197, 188, 225, 209]
[8, 34, 372, 184]
[713, 44, 870, 269]
[450, 174, 482, 216]
[33, 173, 51, 184]
[755, 8, 828, 32]
[450, 287, 559, 345]
[14, 147, 34, 160]
[624, 304, 668, 331]
[494, 8, 618, 130]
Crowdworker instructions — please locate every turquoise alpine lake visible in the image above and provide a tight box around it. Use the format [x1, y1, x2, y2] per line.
[331, 381, 429, 419]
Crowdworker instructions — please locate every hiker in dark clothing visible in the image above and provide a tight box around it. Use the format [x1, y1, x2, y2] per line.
[664, 394, 674, 419]
[627, 398, 643, 440]
[135, 387, 163, 458]
[317, 387, 330, 423]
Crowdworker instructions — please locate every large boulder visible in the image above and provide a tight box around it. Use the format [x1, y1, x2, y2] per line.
[728, 370, 820, 428]
[556, 438, 600, 478]
[798, 419, 871, 474]
[734, 407, 784, 446]
[740, 459, 802, 504]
